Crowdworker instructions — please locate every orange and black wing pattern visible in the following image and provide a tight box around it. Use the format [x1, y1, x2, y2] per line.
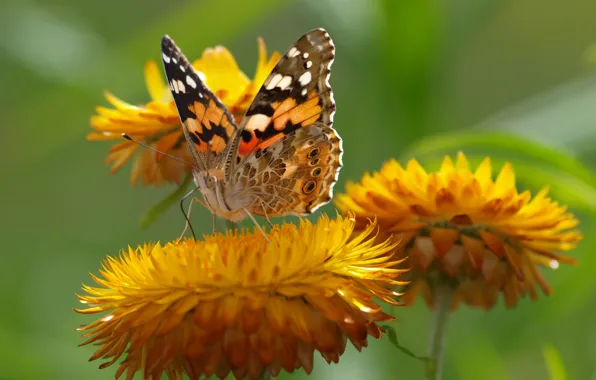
[161, 35, 238, 169]
[236, 28, 337, 159]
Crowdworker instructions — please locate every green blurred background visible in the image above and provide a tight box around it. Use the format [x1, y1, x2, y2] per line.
[1, 0, 595, 379]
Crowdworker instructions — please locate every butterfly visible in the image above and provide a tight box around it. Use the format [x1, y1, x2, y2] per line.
[161, 28, 342, 234]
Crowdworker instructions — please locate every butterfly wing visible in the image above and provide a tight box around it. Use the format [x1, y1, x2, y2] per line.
[161, 35, 238, 170]
[230, 28, 342, 216]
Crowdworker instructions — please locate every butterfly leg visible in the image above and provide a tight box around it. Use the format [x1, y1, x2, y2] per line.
[211, 213, 216, 235]
[177, 196, 207, 243]
[243, 207, 270, 242]
[178, 186, 200, 241]
[259, 198, 274, 228]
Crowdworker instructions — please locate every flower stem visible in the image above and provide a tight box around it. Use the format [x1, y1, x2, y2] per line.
[425, 283, 454, 380]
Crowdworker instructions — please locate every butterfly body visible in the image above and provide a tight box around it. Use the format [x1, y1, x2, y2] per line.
[161, 29, 342, 224]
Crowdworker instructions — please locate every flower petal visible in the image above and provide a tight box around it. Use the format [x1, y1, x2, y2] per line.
[144, 60, 169, 102]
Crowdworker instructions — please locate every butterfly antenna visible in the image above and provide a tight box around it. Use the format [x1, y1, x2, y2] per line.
[121, 133, 196, 169]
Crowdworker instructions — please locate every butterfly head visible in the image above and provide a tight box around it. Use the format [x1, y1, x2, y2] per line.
[193, 170, 220, 190]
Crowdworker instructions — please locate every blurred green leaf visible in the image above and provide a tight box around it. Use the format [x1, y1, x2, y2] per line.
[376, 0, 442, 138]
[401, 132, 596, 212]
[542, 343, 568, 380]
[445, 1, 501, 47]
[451, 333, 509, 380]
[585, 44, 596, 67]
[378, 0, 440, 78]
[140, 174, 193, 229]
[474, 75, 596, 152]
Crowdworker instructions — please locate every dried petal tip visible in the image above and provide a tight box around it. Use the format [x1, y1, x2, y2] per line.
[336, 153, 583, 310]
[76, 214, 407, 379]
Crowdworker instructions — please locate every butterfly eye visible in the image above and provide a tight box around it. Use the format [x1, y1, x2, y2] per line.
[307, 148, 320, 159]
[302, 180, 317, 194]
[205, 175, 216, 188]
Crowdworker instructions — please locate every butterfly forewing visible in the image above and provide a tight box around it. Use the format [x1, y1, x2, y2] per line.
[161, 35, 239, 170]
[231, 28, 343, 216]
[235, 28, 337, 157]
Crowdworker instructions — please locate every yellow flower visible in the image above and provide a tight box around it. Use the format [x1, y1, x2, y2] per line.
[335, 152, 583, 310]
[75, 215, 407, 379]
[88, 39, 280, 186]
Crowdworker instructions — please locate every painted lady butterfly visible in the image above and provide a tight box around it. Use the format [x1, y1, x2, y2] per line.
[161, 28, 342, 231]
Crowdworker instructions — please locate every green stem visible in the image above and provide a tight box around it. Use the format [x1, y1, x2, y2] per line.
[425, 283, 454, 380]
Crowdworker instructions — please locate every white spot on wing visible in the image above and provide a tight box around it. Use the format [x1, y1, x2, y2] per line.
[245, 114, 271, 133]
[265, 73, 282, 90]
[328, 93, 336, 123]
[303, 52, 309, 59]
[305, 61, 312, 69]
[172, 57, 178, 64]
[301, 88, 307, 96]
[278, 75, 293, 90]
[186, 75, 197, 89]
[180, 65, 186, 72]
[324, 55, 335, 89]
[177, 80, 185, 93]
[337, 140, 343, 168]
[288, 47, 300, 57]
[171, 80, 178, 93]
[162, 52, 171, 63]
[299, 71, 312, 86]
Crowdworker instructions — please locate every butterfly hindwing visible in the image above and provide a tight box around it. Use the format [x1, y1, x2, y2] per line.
[161, 35, 238, 169]
[233, 123, 343, 216]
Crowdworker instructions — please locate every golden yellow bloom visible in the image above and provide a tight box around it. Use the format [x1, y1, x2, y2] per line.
[335, 152, 583, 310]
[76, 215, 407, 379]
[88, 39, 280, 186]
